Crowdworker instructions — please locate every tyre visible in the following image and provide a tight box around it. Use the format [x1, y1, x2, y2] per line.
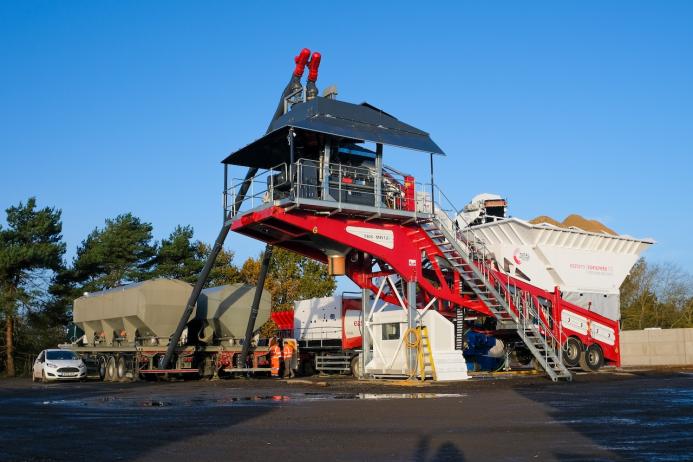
[300, 356, 316, 377]
[116, 356, 127, 381]
[350, 355, 362, 379]
[514, 348, 533, 366]
[562, 337, 583, 368]
[579, 344, 604, 372]
[41, 370, 47, 384]
[105, 356, 117, 382]
[98, 357, 107, 381]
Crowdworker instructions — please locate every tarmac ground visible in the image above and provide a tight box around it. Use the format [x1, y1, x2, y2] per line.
[1, 367, 691, 462]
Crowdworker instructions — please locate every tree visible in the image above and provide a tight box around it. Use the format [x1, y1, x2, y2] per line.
[0, 198, 65, 376]
[621, 258, 693, 330]
[152, 226, 205, 283]
[239, 247, 336, 312]
[70, 213, 157, 292]
[197, 242, 242, 288]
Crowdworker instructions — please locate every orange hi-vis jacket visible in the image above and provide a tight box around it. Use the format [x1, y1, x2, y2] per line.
[283, 343, 295, 362]
[269, 344, 281, 377]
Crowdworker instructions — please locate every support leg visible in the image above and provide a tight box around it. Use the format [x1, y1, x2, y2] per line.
[361, 287, 371, 378]
[239, 244, 274, 368]
[407, 280, 417, 376]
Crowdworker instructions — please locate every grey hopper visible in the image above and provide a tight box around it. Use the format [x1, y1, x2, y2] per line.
[196, 284, 271, 344]
[73, 279, 193, 346]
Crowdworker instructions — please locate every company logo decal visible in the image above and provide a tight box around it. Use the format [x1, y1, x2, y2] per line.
[346, 226, 394, 249]
[513, 248, 530, 265]
[569, 263, 614, 275]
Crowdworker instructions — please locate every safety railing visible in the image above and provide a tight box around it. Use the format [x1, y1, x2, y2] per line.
[224, 158, 425, 217]
[224, 162, 288, 216]
[428, 184, 565, 353]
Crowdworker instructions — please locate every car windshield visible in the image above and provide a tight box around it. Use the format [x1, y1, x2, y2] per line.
[45, 351, 78, 360]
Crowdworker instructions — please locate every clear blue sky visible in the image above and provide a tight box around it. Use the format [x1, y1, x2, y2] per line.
[2, 1, 692, 289]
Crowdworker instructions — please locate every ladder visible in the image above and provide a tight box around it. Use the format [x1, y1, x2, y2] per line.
[421, 211, 572, 382]
[417, 327, 437, 381]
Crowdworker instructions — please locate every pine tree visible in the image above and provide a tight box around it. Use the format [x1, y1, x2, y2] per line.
[152, 226, 205, 283]
[70, 213, 156, 291]
[0, 198, 65, 377]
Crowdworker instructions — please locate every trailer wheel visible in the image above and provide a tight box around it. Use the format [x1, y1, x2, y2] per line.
[105, 356, 117, 382]
[562, 337, 583, 368]
[98, 356, 107, 381]
[116, 356, 127, 381]
[579, 344, 604, 372]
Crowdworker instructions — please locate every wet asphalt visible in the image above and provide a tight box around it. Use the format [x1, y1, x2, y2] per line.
[0, 369, 691, 462]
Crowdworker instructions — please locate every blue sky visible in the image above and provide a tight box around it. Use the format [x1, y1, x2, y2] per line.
[1, 1, 692, 290]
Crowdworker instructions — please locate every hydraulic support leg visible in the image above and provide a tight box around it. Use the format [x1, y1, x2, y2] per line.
[238, 244, 274, 367]
[163, 168, 257, 369]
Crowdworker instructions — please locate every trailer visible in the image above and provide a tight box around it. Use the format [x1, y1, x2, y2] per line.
[60, 279, 278, 380]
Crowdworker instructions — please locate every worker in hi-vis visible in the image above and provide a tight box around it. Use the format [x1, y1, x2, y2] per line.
[282, 340, 295, 378]
[269, 337, 281, 378]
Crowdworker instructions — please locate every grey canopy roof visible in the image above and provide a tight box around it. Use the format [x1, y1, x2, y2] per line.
[222, 97, 445, 168]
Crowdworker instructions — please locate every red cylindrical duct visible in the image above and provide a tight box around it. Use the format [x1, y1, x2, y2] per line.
[293, 48, 311, 77]
[307, 52, 321, 82]
[403, 176, 416, 211]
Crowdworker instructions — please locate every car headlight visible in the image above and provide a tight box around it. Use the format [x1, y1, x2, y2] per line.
[79, 363, 86, 369]
[46, 363, 57, 368]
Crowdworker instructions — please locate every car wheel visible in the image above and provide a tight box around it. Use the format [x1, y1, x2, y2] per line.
[41, 370, 47, 384]
[579, 344, 604, 372]
[105, 356, 117, 382]
[562, 337, 583, 368]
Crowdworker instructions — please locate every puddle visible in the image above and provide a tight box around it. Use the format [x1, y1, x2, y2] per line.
[40, 392, 465, 409]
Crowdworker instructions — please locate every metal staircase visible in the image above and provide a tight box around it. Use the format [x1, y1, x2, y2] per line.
[420, 205, 572, 382]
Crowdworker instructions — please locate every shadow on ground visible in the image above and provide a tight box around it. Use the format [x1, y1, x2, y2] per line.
[513, 371, 693, 461]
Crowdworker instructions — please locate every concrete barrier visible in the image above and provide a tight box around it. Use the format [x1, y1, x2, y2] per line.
[620, 328, 693, 366]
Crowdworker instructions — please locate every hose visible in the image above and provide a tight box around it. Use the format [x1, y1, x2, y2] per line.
[403, 327, 422, 379]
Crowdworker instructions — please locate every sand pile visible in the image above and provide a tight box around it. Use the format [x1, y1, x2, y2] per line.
[529, 214, 617, 235]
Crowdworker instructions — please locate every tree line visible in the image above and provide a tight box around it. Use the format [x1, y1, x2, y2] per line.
[0, 198, 335, 377]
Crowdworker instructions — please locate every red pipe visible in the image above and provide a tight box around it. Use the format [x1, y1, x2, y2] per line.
[307, 52, 321, 82]
[293, 48, 311, 77]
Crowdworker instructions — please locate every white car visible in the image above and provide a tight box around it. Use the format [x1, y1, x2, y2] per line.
[32, 349, 87, 383]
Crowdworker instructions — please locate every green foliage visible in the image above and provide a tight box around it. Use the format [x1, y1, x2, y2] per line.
[197, 242, 242, 288]
[620, 258, 693, 330]
[152, 226, 205, 283]
[240, 246, 336, 312]
[0, 198, 66, 376]
[70, 213, 156, 291]
[0, 198, 65, 286]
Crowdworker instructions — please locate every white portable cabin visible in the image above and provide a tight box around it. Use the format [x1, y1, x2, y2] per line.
[365, 308, 468, 381]
[457, 207, 653, 321]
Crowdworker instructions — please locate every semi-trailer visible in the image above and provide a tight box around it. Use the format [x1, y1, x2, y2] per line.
[60, 278, 278, 381]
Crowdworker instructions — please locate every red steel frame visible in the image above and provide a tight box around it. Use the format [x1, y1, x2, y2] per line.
[232, 205, 620, 366]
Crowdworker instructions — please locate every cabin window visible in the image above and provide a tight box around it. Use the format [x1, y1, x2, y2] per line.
[382, 323, 400, 340]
